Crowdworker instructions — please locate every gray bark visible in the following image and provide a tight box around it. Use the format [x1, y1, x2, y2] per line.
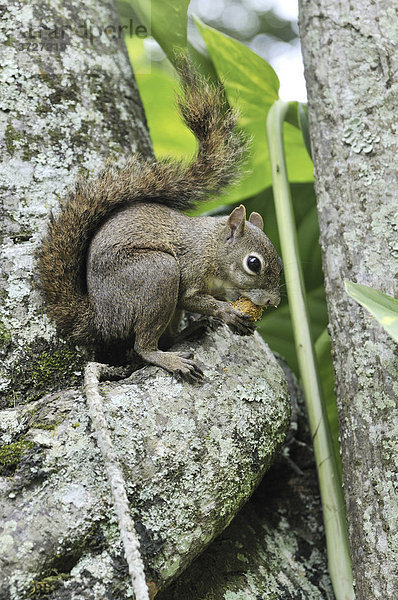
[159, 364, 334, 600]
[0, 0, 152, 405]
[298, 1, 398, 598]
[0, 327, 291, 599]
[0, 1, 331, 598]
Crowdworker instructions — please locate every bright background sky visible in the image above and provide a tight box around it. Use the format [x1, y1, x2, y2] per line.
[190, 0, 307, 101]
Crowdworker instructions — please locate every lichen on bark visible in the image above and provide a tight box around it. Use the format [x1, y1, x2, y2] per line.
[299, 1, 398, 597]
[0, 326, 291, 599]
[0, 0, 152, 404]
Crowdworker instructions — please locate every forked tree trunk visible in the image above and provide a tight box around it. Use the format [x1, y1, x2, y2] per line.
[0, 2, 326, 599]
[299, 1, 398, 598]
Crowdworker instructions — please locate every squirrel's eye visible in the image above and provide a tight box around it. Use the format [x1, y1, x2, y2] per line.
[245, 255, 262, 274]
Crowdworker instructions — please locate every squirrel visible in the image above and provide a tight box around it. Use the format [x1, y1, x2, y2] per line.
[37, 58, 282, 383]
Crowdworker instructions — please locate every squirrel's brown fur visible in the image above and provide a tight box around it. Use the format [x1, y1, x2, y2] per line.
[37, 58, 247, 347]
[37, 58, 282, 382]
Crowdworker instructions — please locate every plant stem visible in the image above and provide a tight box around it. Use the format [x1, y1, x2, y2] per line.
[266, 100, 355, 600]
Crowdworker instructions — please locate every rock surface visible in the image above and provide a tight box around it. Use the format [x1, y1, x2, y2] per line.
[0, 326, 291, 599]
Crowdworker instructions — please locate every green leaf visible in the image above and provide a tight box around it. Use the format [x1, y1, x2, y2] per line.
[194, 18, 277, 201]
[246, 183, 323, 290]
[285, 101, 300, 128]
[345, 281, 398, 342]
[283, 122, 314, 184]
[246, 183, 327, 374]
[295, 203, 323, 289]
[195, 19, 280, 108]
[195, 19, 313, 203]
[132, 0, 189, 63]
[135, 68, 196, 158]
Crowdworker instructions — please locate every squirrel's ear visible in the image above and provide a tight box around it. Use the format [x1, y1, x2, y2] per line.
[249, 212, 264, 230]
[227, 204, 246, 239]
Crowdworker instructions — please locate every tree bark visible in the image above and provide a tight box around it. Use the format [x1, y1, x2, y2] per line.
[0, 327, 291, 599]
[0, 0, 152, 405]
[298, 1, 398, 598]
[159, 364, 334, 600]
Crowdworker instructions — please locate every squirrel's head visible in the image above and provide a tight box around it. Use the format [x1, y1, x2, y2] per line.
[216, 205, 282, 307]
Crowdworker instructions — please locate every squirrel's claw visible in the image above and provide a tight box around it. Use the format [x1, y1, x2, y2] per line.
[136, 349, 204, 383]
[220, 305, 256, 336]
[174, 356, 205, 383]
[229, 321, 256, 336]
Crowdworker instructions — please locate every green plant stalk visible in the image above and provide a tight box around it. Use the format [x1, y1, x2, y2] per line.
[266, 100, 354, 600]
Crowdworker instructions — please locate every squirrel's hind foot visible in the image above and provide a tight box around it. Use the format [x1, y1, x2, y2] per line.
[136, 348, 204, 384]
[94, 364, 135, 382]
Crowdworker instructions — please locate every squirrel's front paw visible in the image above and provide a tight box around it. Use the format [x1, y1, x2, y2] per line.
[220, 305, 256, 336]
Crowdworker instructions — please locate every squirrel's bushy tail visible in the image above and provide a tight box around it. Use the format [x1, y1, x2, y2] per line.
[163, 55, 248, 209]
[37, 57, 247, 344]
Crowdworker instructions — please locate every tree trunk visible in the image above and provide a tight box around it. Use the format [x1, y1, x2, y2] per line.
[0, 0, 152, 405]
[159, 363, 334, 600]
[0, 327, 291, 599]
[0, 2, 324, 599]
[298, 1, 398, 598]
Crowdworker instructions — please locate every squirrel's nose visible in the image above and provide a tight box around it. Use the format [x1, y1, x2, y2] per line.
[244, 290, 280, 307]
[265, 295, 280, 308]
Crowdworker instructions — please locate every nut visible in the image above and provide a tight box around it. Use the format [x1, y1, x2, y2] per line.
[231, 297, 264, 322]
